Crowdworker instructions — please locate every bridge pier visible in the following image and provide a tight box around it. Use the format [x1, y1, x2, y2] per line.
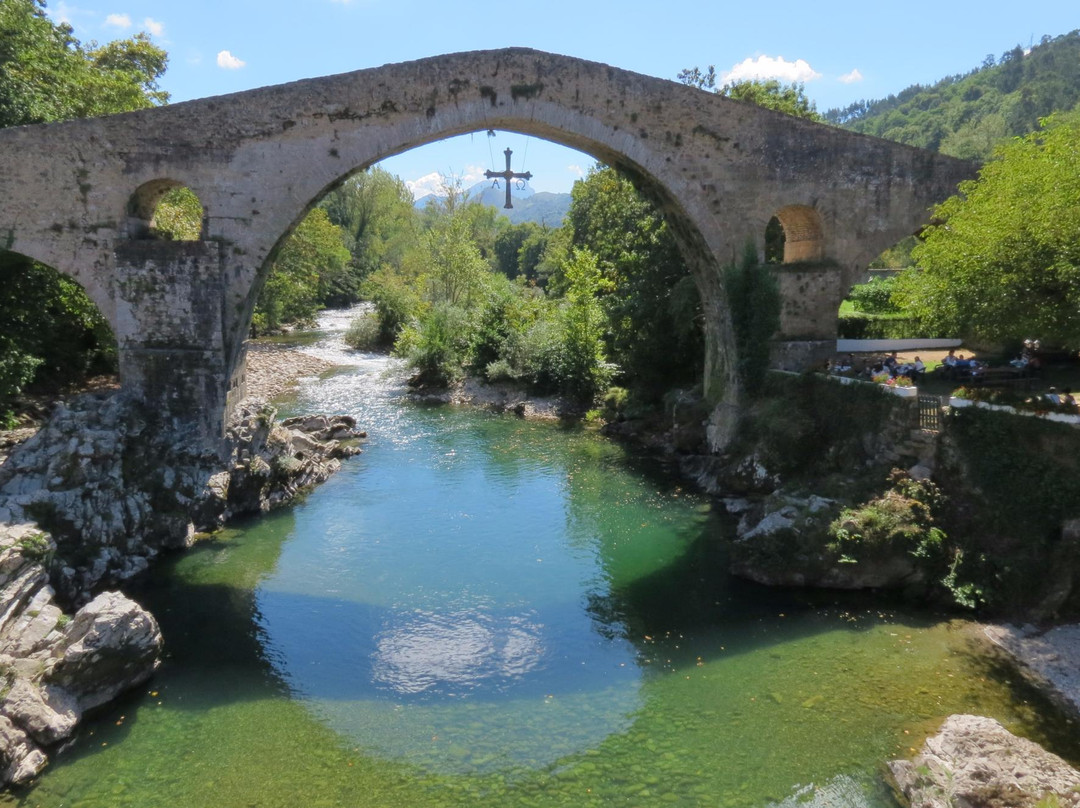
[113, 241, 233, 455]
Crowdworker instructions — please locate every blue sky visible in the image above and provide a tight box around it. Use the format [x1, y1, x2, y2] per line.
[49, 0, 1079, 197]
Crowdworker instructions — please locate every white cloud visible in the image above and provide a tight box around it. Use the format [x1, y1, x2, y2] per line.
[839, 68, 864, 84]
[104, 12, 132, 28]
[144, 17, 164, 37]
[721, 55, 821, 86]
[406, 172, 447, 199]
[567, 164, 586, 179]
[406, 166, 490, 200]
[217, 50, 246, 70]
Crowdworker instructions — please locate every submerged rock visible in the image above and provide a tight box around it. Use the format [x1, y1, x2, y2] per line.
[888, 714, 1080, 807]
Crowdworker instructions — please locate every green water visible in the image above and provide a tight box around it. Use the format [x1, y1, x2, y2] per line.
[8, 319, 1078, 807]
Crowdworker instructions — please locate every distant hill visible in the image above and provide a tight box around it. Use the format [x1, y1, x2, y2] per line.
[415, 181, 571, 226]
[825, 29, 1080, 160]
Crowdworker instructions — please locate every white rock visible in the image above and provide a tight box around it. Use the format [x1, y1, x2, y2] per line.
[889, 714, 1080, 808]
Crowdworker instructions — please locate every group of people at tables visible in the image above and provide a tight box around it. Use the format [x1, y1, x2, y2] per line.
[829, 352, 925, 381]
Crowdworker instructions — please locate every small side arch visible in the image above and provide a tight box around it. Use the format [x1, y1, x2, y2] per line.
[126, 179, 205, 240]
[765, 205, 824, 264]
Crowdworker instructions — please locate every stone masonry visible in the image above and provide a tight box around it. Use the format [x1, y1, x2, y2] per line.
[0, 49, 977, 453]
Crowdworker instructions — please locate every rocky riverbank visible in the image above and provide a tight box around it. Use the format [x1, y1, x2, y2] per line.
[0, 523, 161, 784]
[888, 714, 1080, 807]
[0, 340, 366, 787]
[243, 342, 336, 402]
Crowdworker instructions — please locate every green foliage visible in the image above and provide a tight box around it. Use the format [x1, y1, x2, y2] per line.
[677, 66, 822, 121]
[846, 276, 901, 314]
[320, 168, 417, 304]
[894, 111, 1080, 347]
[557, 248, 614, 403]
[941, 407, 1080, 613]
[829, 471, 947, 563]
[0, 1, 168, 128]
[0, 253, 116, 419]
[724, 245, 781, 395]
[362, 267, 422, 347]
[743, 373, 898, 481]
[253, 209, 351, 333]
[343, 312, 381, 352]
[16, 531, 52, 563]
[150, 186, 202, 241]
[836, 314, 927, 340]
[721, 80, 822, 121]
[867, 236, 917, 270]
[395, 303, 471, 387]
[827, 30, 1080, 159]
[563, 166, 703, 398]
[493, 221, 550, 283]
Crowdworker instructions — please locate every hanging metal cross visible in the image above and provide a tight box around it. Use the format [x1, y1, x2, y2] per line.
[485, 147, 532, 209]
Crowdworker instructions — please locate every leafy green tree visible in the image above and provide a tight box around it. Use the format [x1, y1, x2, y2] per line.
[494, 221, 547, 281]
[320, 168, 417, 301]
[151, 187, 203, 240]
[421, 210, 491, 309]
[893, 111, 1080, 347]
[0, 1, 167, 127]
[563, 166, 703, 398]
[724, 244, 781, 395]
[253, 209, 351, 333]
[677, 65, 822, 121]
[557, 248, 613, 402]
[721, 80, 822, 121]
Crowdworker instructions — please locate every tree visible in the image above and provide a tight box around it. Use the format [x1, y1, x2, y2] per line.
[253, 209, 351, 333]
[893, 111, 1080, 347]
[677, 65, 822, 121]
[320, 168, 417, 295]
[557, 248, 612, 402]
[0, 1, 167, 128]
[721, 80, 822, 121]
[563, 165, 703, 397]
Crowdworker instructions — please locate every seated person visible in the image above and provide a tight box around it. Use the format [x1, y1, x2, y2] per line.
[1045, 387, 1062, 405]
[883, 351, 900, 376]
[1062, 388, 1077, 408]
[906, 357, 925, 381]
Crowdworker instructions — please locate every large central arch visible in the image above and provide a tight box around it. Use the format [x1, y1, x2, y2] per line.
[0, 49, 977, 453]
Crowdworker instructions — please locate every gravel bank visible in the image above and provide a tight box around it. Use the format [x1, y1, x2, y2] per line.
[243, 342, 337, 403]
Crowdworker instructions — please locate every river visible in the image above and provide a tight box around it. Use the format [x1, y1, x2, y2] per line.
[8, 309, 1078, 807]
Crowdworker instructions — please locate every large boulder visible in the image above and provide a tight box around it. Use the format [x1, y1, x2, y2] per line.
[44, 591, 162, 711]
[0, 525, 163, 787]
[888, 714, 1080, 807]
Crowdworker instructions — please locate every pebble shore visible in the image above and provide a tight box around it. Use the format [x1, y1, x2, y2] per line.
[242, 342, 337, 403]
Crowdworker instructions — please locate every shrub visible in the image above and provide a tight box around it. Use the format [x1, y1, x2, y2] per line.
[343, 313, 381, 351]
[725, 244, 781, 395]
[396, 303, 471, 387]
[837, 313, 927, 340]
[846, 275, 901, 314]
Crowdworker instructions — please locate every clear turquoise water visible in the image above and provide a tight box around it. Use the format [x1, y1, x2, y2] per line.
[8, 313, 1078, 807]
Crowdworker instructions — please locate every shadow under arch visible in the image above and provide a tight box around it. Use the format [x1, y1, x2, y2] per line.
[0, 248, 118, 401]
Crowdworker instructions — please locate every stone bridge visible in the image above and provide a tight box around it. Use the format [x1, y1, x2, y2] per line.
[0, 48, 976, 454]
